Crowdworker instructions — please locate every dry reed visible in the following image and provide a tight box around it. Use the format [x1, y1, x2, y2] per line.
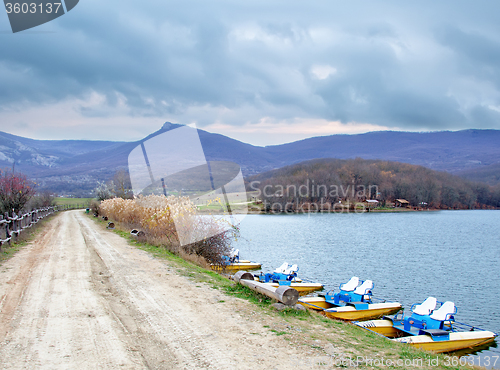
[99, 195, 236, 266]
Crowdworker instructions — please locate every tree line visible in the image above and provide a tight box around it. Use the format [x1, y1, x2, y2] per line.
[247, 158, 500, 210]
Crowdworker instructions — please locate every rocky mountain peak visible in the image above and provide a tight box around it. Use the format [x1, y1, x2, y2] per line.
[161, 122, 183, 131]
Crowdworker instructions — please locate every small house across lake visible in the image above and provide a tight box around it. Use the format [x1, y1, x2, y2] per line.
[395, 199, 410, 208]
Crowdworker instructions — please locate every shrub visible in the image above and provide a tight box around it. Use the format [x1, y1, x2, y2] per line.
[89, 199, 100, 216]
[28, 191, 56, 209]
[99, 195, 237, 266]
[0, 170, 36, 214]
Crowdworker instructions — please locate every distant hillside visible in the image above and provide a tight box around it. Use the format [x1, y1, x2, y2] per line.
[456, 162, 500, 186]
[262, 129, 500, 173]
[1, 125, 500, 195]
[0, 131, 131, 195]
[247, 158, 500, 210]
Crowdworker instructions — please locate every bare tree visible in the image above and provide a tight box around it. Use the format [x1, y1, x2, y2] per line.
[0, 170, 36, 214]
[112, 169, 133, 199]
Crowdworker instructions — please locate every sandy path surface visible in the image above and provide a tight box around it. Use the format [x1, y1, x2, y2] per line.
[0, 211, 322, 369]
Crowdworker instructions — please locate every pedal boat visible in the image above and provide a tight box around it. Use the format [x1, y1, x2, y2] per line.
[211, 249, 262, 272]
[299, 276, 402, 321]
[254, 262, 324, 296]
[355, 297, 498, 353]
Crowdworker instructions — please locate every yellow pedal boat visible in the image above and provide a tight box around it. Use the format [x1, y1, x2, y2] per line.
[258, 280, 324, 296]
[355, 297, 498, 354]
[299, 296, 402, 321]
[211, 249, 261, 272]
[211, 260, 262, 272]
[254, 262, 324, 296]
[298, 277, 402, 320]
[357, 318, 497, 353]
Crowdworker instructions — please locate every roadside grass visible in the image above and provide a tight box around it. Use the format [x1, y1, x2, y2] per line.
[0, 212, 57, 263]
[195, 204, 226, 211]
[195, 203, 250, 214]
[55, 197, 92, 208]
[88, 213, 480, 370]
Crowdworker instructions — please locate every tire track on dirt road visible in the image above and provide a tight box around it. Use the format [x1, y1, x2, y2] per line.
[0, 212, 148, 369]
[77, 211, 230, 369]
[0, 217, 59, 342]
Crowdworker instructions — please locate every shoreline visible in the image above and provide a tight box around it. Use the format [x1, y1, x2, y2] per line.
[245, 207, 499, 215]
[86, 212, 490, 370]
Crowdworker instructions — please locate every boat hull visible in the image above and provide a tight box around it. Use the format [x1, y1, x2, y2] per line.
[323, 303, 402, 321]
[264, 282, 324, 296]
[211, 260, 262, 272]
[298, 297, 333, 310]
[394, 332, 497, 353]
[356, 319, 401, 337]
[356, 319, 498, 353]
[298, 297, 402, 321]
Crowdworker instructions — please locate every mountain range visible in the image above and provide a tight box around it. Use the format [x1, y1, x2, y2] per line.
[1, 123, 500, 195]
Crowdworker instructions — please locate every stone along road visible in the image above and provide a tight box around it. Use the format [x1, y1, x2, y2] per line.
[0, 210, 318, 369]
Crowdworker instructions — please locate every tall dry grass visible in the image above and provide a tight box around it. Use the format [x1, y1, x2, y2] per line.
[99, 195, 236, 267]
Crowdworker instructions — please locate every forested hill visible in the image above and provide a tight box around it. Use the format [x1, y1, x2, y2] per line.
[247, 158, 500, 210]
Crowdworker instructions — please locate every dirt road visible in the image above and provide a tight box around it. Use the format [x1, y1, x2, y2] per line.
[0, 211, 322, 369]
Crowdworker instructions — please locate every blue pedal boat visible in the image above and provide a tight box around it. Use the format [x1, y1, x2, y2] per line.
[356, 296, 498, 353]
[299, 276, 402, 320]
[254, 262, 324, 296]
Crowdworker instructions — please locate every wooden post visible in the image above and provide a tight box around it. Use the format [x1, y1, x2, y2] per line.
[4, 213, 10, 246]
[9, 212, 16, 243]
[233, 271, 299, 306]
[0, 215, 3, 254]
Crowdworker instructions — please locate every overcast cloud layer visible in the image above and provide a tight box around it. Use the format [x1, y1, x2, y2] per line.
[1, 0, 500, 145]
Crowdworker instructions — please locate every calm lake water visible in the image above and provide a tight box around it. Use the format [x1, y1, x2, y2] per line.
[233, 210, 500, 368]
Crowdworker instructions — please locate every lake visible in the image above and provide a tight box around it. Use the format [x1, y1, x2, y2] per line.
[233, 210, 500, 368]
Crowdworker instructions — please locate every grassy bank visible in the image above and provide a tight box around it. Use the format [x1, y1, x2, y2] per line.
[55, 197, 92, 208]
[87, 212, 483, 370]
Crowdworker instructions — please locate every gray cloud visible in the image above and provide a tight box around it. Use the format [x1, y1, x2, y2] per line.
[435, 25, 500, 82]
[1, 0, 500, 142]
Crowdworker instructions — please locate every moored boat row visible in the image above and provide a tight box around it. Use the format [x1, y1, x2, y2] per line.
[296, 276, 497, 354]
[224, 256, 497, 355]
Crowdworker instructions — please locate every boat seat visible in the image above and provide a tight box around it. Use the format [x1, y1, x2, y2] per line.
[430, 301, 455, 321]
[340, 276, 359, 292]
[274, 262, 289, 274]
[419, 328, 450, 341]
[284, 264, 298, 275]
[412, 297, 437, 316]
[353, 280, 373, 295]
[347, 301, 369, 310]
[420, 329, 449, 336]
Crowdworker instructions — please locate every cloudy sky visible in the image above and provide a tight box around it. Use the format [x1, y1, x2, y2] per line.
[1, 0, 500, 146]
